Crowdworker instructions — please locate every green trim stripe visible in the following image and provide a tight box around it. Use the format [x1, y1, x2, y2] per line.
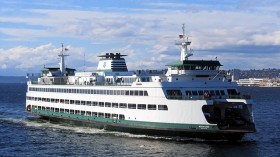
[31, 109, 219, 131]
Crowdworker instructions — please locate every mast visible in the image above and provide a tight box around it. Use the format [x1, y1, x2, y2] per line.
[58, 43, 69, 76]
[175, 24, 193, 61]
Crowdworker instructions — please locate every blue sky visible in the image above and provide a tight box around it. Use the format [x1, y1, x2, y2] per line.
[0, 0, 280, 76]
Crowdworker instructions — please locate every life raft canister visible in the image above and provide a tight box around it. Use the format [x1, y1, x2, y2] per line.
[26, 105, 31, 112]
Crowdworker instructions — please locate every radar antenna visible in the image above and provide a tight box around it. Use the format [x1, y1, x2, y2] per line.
[58, 43, 69, 76]
[175, 24, 193, 61]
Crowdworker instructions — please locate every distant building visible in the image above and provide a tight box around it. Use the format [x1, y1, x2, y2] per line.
[259, 78, 280, 87]
[237, 78, 264, 86]
[237, 78, 280, 87]
[231, 69, 240, 81]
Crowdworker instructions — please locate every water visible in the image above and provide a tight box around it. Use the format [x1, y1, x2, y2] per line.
[0, 83, 280, 156]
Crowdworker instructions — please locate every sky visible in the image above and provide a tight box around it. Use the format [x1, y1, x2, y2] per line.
[0, 0, 280, 76]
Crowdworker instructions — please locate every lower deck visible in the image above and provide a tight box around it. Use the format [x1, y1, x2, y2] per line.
[29, 109, 249, 141]
[29, 107, 219, 131]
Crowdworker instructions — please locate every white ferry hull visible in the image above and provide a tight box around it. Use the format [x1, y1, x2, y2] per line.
[25, 29, 256, 141]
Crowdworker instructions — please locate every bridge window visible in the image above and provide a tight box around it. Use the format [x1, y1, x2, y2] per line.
[186, 91, 192, 96]
[210, 90, 215, 95]
[197, 90, 203, 95]
[192, 91, 198, 96]
[167, 90, 182, 96]
[220, 90, 225, 95]
[215, 90, 220, 95]
[227, 89, 238, 95]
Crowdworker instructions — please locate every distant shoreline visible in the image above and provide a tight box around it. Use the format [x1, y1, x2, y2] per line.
[0, 76, 28, 83]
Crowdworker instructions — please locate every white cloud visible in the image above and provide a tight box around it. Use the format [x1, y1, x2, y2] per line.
[0, 43, 86, 71]
[1, 6, 279, 48]
[1, 64, 7, 69]
[1, 1, 280, 75]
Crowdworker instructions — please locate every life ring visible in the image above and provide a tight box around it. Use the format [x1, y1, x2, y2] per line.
[26, 105, 31, 112]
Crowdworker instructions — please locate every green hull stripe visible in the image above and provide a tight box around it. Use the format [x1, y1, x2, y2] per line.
[31, 109, 219, 131]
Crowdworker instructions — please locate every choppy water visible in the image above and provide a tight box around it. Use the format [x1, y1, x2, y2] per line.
[0, 83, 280, 156]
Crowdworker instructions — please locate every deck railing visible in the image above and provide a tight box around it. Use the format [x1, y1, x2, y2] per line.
[29, 81, 132, 86]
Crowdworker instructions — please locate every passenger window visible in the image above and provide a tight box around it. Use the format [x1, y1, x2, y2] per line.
[86, 111, 91, 116]
[128, 104, 136, 109]
[137, 104, 146, 110]
[98, 112, 104, 117]
[158, 105, 168, 110]
[144, 91, 148, 96]
[119, 103, 127, 108]
[112, 103, 118, 108]
[92, 112, 97, 117]
[119, 114, 125, 120]
[105, 102, 111, 107]
[139, 90, 144, 96]
[92, 101, 98, 106]
[86, 101, 91, 106]
[148, 104, 156, 110]
[99, 102, 104, 107]
[105, 113, 111, 118]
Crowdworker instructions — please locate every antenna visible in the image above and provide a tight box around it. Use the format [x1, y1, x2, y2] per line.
[175, 24, 193, 61]
[182, 23, 185, 38]
[84, 52, 85, 72]
[61, 43, 64, 53]
[58, 43, 69, 76]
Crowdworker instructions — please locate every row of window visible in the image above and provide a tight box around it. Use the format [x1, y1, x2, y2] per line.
[29, 87, 149, 96]
[166, 89, 226, 96]
[32, 105, 125, 120]
[27, 96, 169, 111]
[171, 65, 219, 70]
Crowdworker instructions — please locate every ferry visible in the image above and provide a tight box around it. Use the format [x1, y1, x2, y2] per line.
[26, 26, 256, 141]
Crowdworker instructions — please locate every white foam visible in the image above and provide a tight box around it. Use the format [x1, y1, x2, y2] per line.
[0, 117, 220, 142]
